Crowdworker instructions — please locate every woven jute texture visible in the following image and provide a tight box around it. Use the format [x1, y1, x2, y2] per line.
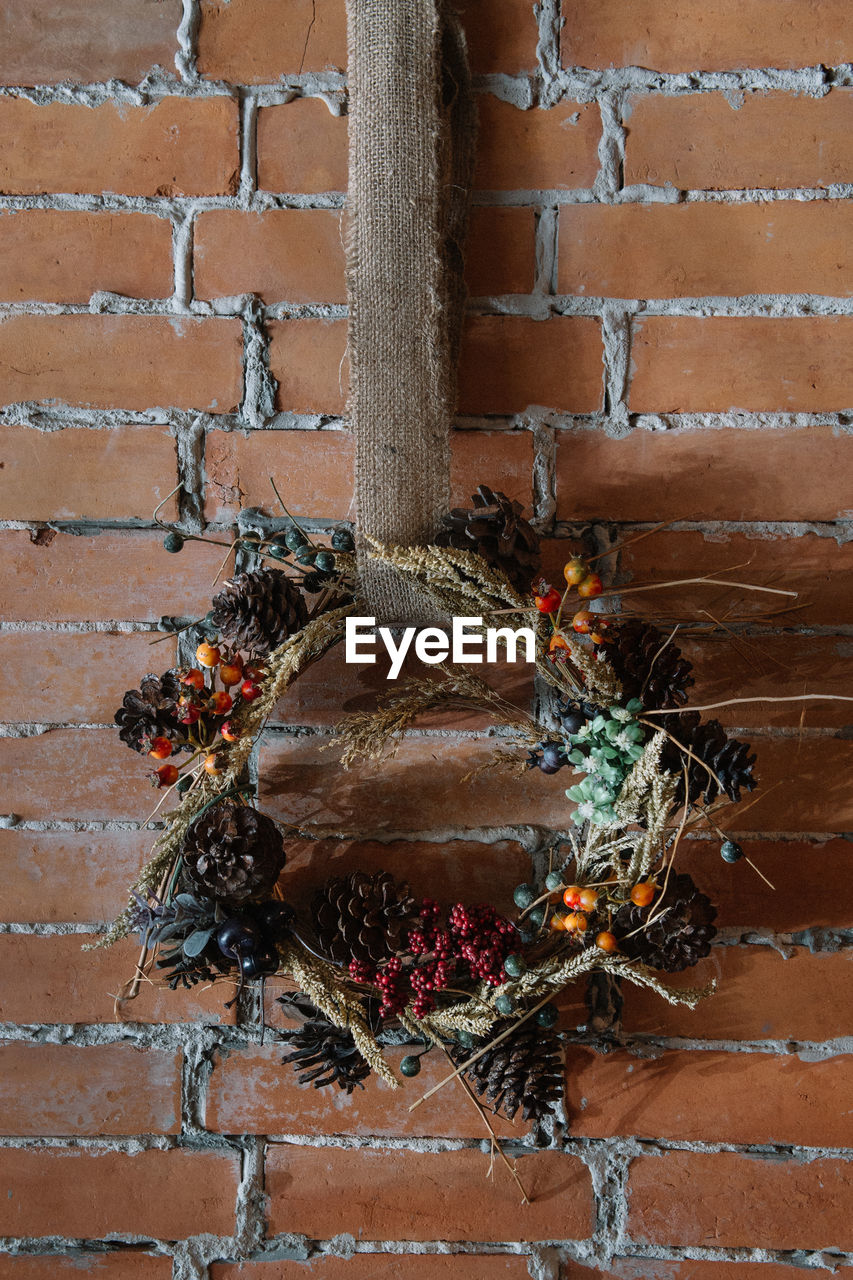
[345, 0, 476, 623]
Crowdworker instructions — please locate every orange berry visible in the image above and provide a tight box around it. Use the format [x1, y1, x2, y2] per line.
[203, 754, 222, 775]
[147, 736, 173, 760]
[219, 660, 243, 687]
[549, 633, 570, 653]
[572, 610, 595, 634]
[196, 642, 221, 669]
[549, 912, 568, 932]
[220, 719, 240, 743]
[209, 691, 233, 715]
[244, 664, 266, 682]
[577, 573, 603, 599]
[590, 631, 605, 645]
[534, 587, 562, 614]
[563, 557, 586, 586]
[562, 885, 582, 909]
[565, 912, 588, 932]
[596, 931, 618, 953]
[155, 764, 179, 787]
[630, 882, 656, 908]
[578, 888, 599, 912]
[181, 668, 205, 691]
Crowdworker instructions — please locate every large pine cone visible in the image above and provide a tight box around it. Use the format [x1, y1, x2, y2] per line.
[661, 711, 756, 805]
[211, 568, 308, 656]
[182, 800, 285, 904]
[455, 1023, 564, 1123]
[115, 670, 184, 753]
[281, 1017, 372, 1093]
[436, 485, 540, 594]
[601, 621, 694, 710]
[612, 872, 717, 973]
[312, 871, 420, 966]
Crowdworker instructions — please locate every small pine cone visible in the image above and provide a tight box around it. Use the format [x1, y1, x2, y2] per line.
[600, 621, 694, 710]
[612, 872, 717, 972]
[211, 567, 308, 656]
[661, 711, 757, 805]
[282, 1018, 371, 1093]
[115, 670, 184, 753]
[182, 800, 285, 905]
[436, 484, 540, 594]
[455, 1023, 564, 1123]
[312, 871, 420, 966]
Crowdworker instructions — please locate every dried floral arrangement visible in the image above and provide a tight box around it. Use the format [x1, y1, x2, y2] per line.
[103, 481, 823, 1194]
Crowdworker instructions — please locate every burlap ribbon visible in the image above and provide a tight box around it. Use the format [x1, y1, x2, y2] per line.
[345, 0, 476, 622]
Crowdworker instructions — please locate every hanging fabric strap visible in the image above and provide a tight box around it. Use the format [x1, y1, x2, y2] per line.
[345, 0, 476, 622]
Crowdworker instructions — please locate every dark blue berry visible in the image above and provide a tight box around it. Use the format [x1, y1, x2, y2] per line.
[400, 1054, 422, 1077]
[314, 550, 335, 573]
[284, 527, 308, 551]
[721, 840, 744, 863]
[513, 883, 536, 909]
[163, 532, 184, 554]
[528, 907, 545, 929]
[216, 917, 260, 959]
[331, 527, 355, 552]
[536, 1004, 558, 1028]
[240, 947, 279, 979]
[541, 742, 567, 771]
[495, 994, 513, 1016]
[503, 953, 526, 979]
[545, 871, 564, 892]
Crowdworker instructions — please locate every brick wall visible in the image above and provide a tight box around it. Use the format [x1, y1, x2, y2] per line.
[1, 1, 852, 1277]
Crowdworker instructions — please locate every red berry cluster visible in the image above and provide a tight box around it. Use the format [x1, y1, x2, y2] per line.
[348, 898, 518, 1020]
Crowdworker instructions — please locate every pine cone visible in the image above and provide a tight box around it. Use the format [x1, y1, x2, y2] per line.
[182, 800, 286, 904]
[601, 621, 694, 710]
[115, 670, 184, 753]
[211, 568, 308, 656]
[281, 1018, 372, 1093]
[612, 872, 717, 972]
[661, 711, 756, 805]
[312, 871, 420, 966]
[436, 485, 540, 594]
[455, 1023, 564, 1123]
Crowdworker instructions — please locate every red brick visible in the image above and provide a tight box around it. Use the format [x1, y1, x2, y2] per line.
[204, 426, 532, 522]
[2, 529, 228, 622]
[0, 0, 181, 86]
[0, 729, 175, 822]
[625, 90, 853, 191]
[0, 1147, 239, 1240]
[459, 316, 603, 414]
[554, 424, 853, 523]
[458, 0, 540, 74]
[194, 210, 346, 305]
[679, 634, 853, 730]
[198, 0, 347, 80]
[0, 424, 177, 521]
[258, 735, 573, 834]
[563, 1264, 848, 1280]
[565, 1046, 852, 1146]
[467, 207, 537, 296]
[0, 829, 169, 923]
[630, 316, 853, 413]
[0, 631, 178, 725]
[268, 319, 348, 415]
[273, 638, 534, 730]
[0, 315, 242, 413]
[0, 1042, 181, 1135]
[265, 1145, 592, 1241]
[609, 527, 853, 627]
[277, 837, 528, 919]
[257, 98, 348, 195]
[0, 934, 238, 1026]
[559, 201, 853, 298]
[621, 947, 852, 1042]
[627, 1151, 853, 1250]
[0, 1257, 173, 1280]
[206, 1043, 524, 1140]
[0, 97, 239, 197]
[475, 97, 600, 191]
[0, 211, 172, 303]
[678, 835, 853, 932]
[212, 1258, 531, 1280]
[562, 0, 853, 71]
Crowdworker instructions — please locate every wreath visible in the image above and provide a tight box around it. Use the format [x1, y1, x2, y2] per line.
[103, 481, 786, 1192]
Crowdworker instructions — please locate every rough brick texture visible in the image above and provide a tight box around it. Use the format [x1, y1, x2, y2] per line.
[2, 0, 852, 1276]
